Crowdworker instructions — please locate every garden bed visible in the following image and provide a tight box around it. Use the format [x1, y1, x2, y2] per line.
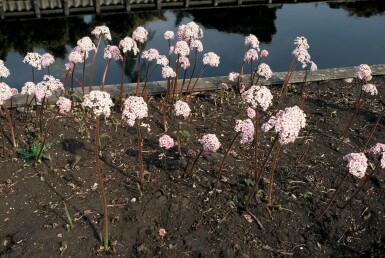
[0, 75, 385, 257]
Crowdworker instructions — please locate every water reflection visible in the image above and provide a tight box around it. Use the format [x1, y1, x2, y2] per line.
[1, 2, 385, 89]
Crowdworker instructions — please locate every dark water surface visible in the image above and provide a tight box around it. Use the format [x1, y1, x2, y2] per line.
[1, 2, 385, 89]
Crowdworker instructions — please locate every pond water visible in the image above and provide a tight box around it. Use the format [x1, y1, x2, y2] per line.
[1, 1, 385, 89]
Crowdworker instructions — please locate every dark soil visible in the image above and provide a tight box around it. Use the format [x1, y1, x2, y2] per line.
[1, 76, 385, 258]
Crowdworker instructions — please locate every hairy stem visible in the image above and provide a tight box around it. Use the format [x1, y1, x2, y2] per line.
[95, 116, 109, 250]
[267, 143, 283, 206]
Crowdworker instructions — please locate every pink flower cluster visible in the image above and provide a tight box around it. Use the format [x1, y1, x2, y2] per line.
[356, 64, 372, 80]
[142, 48, 159, 61]
[68, 50, 84, 64]
[91, 26, 112, 40]
[343, 153, 368, 178]
[23, 52, 42, 70]
[164, 31, 175, 40]
[362, 83, 378, 95]
[0, 60, 10, 78]
[241, 85, 273, 111]
[122, 96, 148, 127]
[179, 56, 190, 69]
[245, 34, 260, 51]
[243, 49, 258, 63]
[56, 97, 72, 114]
[104, 45, 123, 61]
[0, 82, 13, 105]
[228, 72, 240, 82]
[157, 55, 169, 66]
[21, 82, 36, 95]
[235, 119, 255, 144]
[198, 134, 221, 152]
[132, 26, 148, 43]
[177, 22, 203, 41]
[161, 66, 176, 79]
[159, 134, 175, 150]
[174, 41, 190, 57]
[262, 106, 307, 145]
[257, 63, 273, 80]
[190, 40, 203, 52]
[41, 53, 55, 68]
[246, 107, 256, 119]
[260, 49, 269, 58]
[203, 52, 220, 67]
[35, 75, 64, 103]
[292, 36, 316, 70]
[174, 100, 191, 118]
[369, 143, 385, 169]
[119, 37, 139, 55]
[82, 90, 114, 117]
[77, 37, 95, 56]
[65, 62, 74, 72]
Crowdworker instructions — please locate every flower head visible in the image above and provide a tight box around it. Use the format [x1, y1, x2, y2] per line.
[174, 100, 191, 118]
[35, 75, 64, 103]
[229, 72, 240, 82]
[122, 96, 148, 127]
[119, 37, 139, 55]
[11, 88, 18, 96]
[91, 26, 111, 40]
[190, 40, 203, 52]
[161, 66, 176, 79]
[0, 60, 10, 78]
[199, 134, 221, 152]
[159, 135, 175, 150]
[65, 62, 74, 72]
[157, 55, 169, 66]
[56, 97, 72, 114]
[262, 106, 306, 145]
[245, 34, 260, 51]
[179, 56, 190, 69]
[132, 26, 148, 43]
[292, 47, 311, 66]
[246, 107, 256, 119]
[294, 36, 310, 50]
[77, 37, 96, 54]
[343, 153, 368, 178]
[0, 82, 13, 105]
[241, 85, 273, 111]
[202, 52, 220, 67]
[164, 31, 175, 40]
[257, 63, 273, 80]
[82, 90, 114, 117]
[21, 82, 36, 95]
[141, 48, 159, 61]
[356, 64, 372, 80]
[104, 45, 123, 61]
[243, 49, 258, 63]
[235, 119, 255, 144]
[23, 52, 42, 70]
[174, 41, 190, 57]
[260, 50, 269, 58]
[370, 143, 385, 169]
[68, 50, 84, 64]
[41, 53, 55, 68]
[158, 228, 167, 237]
[177, 22, 203, 41]
[362, 83, 378, 95]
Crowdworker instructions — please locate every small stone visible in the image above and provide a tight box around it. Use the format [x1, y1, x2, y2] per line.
[344, 78, 354, 83]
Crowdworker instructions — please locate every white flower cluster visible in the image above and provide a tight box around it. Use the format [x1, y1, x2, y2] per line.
[35, 75, 64, 103]
[0, 60, 10, 78]
[262, 106, 306, 145]
[235, 119, 255, 144]
[241, 85, 273, 111]
[119, 37, 139, 55]
[82, 90, 114, 117]
[91, 26, 112, 40]
[122, 96, 148, 127]
[0, 82, 13, 105]
[23, 52, 42, 70]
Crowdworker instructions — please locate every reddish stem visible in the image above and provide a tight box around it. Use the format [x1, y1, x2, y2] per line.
[95, 116, 109, 250]
[267, 143, 283, 206]
[101, 59, 111, 91]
